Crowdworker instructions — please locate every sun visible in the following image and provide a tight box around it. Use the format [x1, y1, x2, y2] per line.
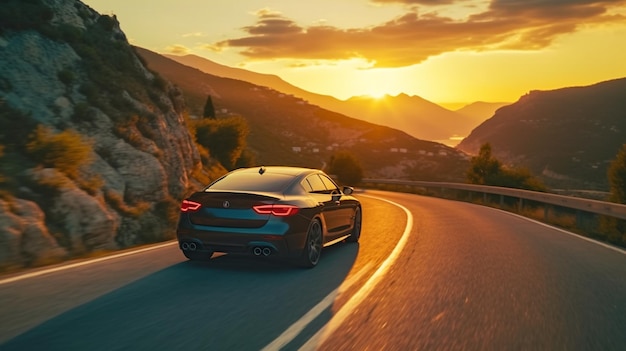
[366, 91, 387, 99]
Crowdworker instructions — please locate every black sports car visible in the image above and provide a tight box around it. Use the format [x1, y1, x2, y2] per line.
[176, 166, 362, 267]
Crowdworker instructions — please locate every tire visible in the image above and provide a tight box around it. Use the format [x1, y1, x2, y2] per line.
[346, 206, 362, 243]
[299, 219, 322, 268]
[183, 251, 213, 261]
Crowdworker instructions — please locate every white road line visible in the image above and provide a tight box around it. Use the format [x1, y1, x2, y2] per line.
[260, 262, 373, 351]
[0, 241, 178, 286]
[296, 194, 414, 351]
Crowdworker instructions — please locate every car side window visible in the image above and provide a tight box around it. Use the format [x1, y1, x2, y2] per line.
[319, 175, 339, 193]
[305, 175, 328, 193]
[300, 179, 313, 193]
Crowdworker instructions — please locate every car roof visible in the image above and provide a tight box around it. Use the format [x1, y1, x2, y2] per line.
[203, 166, 322, 194]
[234, 166, 319, 177]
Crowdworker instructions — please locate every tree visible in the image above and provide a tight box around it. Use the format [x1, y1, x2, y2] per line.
[608, 144, 626, 204]
[467, 142, 546, 191]
[466, 143, 501, 185]
[203, 95, 216, 119]
[194, 116, 249, 170]
[600, 144, 626, 245]
[327, 151, 363, 185]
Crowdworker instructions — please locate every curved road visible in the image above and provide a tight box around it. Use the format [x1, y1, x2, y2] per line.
[1, 190, 625, 350]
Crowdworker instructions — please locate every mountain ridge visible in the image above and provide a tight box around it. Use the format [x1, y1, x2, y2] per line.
[141, 47, 471, 181]
[457, 77, 626, 190]
[165, 54, 498, 145]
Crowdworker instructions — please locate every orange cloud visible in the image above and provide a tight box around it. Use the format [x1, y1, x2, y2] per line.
[166, 44, 191, 55]
[213, 0, 626, 68]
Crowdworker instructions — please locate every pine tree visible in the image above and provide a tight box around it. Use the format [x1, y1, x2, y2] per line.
[203, 95, 216, 119]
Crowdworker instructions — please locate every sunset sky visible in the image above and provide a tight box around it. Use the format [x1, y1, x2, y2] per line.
[83, 0, 626, 107]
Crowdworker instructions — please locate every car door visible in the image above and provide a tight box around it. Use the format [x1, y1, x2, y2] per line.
[318, 174, 355, 235]
[304, 174, 343, 239]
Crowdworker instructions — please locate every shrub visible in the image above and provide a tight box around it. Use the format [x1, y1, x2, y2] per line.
[26, 125, 93, 179]
[194, 116, 249, 170]
[105, 190, 150, 218]
[328, 150, 363, 185]
[467, 142, 546, 191]
[608, 144, 626, 204]
[58, 69, 74, 86]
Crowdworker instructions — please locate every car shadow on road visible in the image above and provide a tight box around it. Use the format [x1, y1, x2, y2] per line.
[1, 242, 360, 351]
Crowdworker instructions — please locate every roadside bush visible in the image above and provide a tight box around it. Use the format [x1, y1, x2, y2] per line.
[328, 150, 363, 185]
[105, 190, 150, 218]
[467, 143, 546, 191]
[608, 144, 626, 204]
[26, 125, 93, 180]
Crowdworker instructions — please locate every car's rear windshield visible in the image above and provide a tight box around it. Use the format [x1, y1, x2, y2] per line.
[206, 172, 295, 193]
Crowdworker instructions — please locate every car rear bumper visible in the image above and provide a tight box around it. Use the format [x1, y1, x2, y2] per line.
[176, 229, 308, 259]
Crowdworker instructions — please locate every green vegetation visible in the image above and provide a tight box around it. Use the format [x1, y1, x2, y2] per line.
[203, 95, 216, 119]
[599, 144, 626, 246]
[327, 151, 363, 185]
[193, 116, 250, 170]
[467, 143, 546, 191]
[608, 144, 626, 204]
[0, 0, 52, 33]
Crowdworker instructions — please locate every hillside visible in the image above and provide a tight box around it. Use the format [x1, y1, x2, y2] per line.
[338, 94, 477, 146]
[455, 102, 510, 125]
[457, 78, 626, 190]
[0, 0, 205, 268]
[165, 54, 484, 145]
[139, 47, 470, 181]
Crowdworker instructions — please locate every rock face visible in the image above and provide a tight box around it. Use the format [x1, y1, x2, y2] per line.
[0, 198, 67, 267]
[0, 0, 202, 268]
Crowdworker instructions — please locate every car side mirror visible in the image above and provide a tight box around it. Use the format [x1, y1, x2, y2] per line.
[342, 186, 354, 195]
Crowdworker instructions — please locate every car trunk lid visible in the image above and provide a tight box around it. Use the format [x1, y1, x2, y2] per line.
[186, 192, 279, 228]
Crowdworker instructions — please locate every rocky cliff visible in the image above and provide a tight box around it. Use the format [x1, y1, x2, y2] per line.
[0, 0, 203, 269]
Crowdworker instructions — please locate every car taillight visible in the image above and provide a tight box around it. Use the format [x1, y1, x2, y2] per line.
[253, 204, 299, 217]
[181, 200, 202, 212]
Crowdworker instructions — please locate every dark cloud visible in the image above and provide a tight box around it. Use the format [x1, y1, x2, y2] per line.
[213, 1, 626, 68]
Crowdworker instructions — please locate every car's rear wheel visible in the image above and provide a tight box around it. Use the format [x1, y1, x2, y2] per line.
[300, 219, 322, 268]
[183, 251, 213, 261]
[346, 206, 362, 243]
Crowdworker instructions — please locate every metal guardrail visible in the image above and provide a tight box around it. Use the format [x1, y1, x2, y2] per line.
[362, 179, 626, 221]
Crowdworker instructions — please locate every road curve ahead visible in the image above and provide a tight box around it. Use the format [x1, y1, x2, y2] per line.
[311, 190, 626, 351]
[1, 190, 625, 350]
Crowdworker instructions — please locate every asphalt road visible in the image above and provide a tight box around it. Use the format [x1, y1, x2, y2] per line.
[1, 190, 625, 350]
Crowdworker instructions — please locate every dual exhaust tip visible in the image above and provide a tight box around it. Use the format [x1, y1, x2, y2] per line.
[181, 242, 198, 251]
[253, 246, 273, 257]
[182, 242, 273, 257]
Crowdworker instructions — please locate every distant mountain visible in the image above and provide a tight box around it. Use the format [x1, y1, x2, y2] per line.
[142, 48, 470, 181]
[336, 94, 477, 146]
[455, 101, 510, 125]
[165, 54, 482, 145]
[165, 53, 341, 113]
[457, 78, 626, 190]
